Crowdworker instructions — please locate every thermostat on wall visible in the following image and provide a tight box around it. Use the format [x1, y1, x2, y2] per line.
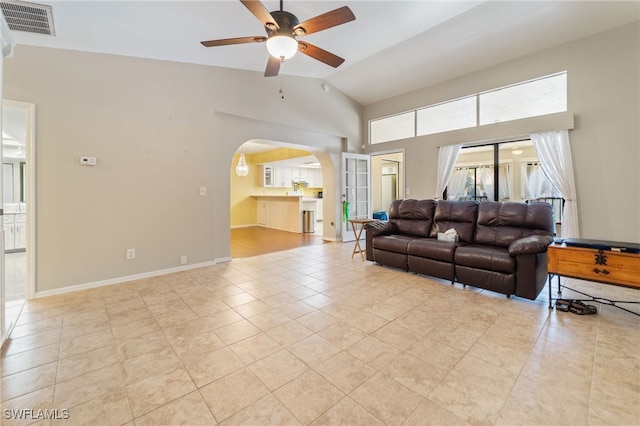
[80, 156, 97, 166]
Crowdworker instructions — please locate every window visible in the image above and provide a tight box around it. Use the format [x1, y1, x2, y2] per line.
[369, 111, 414, 144]
[416, 96, 476, 136]
[479, 73, 567, 125]
[447, 140, 559, 204]
[369, 72, 567, 144]
[448, 164, 511, 202]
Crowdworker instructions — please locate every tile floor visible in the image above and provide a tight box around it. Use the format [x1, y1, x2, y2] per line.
[5, 251, 27, 302]
[1, 242, 639, 425]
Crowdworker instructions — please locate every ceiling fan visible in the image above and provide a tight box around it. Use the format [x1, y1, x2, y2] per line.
[201, 0, 356, 77]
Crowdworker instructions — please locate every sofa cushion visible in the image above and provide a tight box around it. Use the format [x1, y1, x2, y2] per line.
[407, 239, 457, 263]
[429, 200, 478, 243]
[474, 202, 553, 248]
[454, 245, 515, 274]
[389, 199, 436, 237]
[372, 235, 415, 253]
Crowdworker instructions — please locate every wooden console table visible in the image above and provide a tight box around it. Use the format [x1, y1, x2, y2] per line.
[547, 239, 640, 316]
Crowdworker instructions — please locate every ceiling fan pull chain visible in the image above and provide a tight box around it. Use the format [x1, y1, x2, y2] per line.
[279, 76, 285, 100]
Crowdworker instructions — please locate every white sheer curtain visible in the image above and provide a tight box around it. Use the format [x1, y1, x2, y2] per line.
[498, 165, 511, 201]
[435, 143, 463, 199]
[531, 130, 579, 238]
[478, 167, 494, 199]
[447, 169, 468, 200]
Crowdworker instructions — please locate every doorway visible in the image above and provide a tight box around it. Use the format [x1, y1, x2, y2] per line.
[229, 140, 327, 257]
[371, 151, 405, 215]
[2, 100, 35, 332]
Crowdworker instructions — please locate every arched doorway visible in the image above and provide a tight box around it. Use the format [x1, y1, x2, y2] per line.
[230, 140, 327, 258]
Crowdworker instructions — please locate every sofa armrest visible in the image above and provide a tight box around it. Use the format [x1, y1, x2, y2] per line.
[364, 221, 394, 262]
[364, 220, 395, 237]
[509, 235, 554, 256]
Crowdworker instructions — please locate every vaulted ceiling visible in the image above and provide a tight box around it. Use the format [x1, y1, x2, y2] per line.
[5, 1, 639, 105]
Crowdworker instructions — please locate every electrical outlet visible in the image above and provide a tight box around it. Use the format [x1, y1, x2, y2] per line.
[126, 248, 135, 260]
[199, 187, 207, 196]
[180, 255, 187, 265]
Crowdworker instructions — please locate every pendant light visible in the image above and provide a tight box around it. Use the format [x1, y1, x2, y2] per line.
[235, 148, 249, 177]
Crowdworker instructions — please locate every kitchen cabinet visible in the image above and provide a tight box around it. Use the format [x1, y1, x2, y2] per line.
[260, 163, 322, 188]
[315, 199, 323, 222]
[257, 201, 267, 225]
[252, 195, 303, 232]
[260, 165, 273, 187]
[308, 168, 322, 187]
[4, 213, 26, 251]
[292, 167, 309, 183]
[273, 167, 293, 188]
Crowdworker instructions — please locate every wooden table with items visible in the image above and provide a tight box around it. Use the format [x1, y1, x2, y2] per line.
[547, 239, 640, 316]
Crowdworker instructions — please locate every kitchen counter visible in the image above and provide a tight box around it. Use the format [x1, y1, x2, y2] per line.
[251, 194, 302, 198]
[252, 195, 319, 233]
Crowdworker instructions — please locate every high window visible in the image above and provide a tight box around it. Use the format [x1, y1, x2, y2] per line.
[369, 72, 567, 144]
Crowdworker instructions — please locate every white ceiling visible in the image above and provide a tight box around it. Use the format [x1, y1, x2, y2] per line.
[6, 1, 639, 106]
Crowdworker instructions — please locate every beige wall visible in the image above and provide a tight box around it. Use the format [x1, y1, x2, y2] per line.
[4, 45, 361, 293]
[363, 22, 640, 242]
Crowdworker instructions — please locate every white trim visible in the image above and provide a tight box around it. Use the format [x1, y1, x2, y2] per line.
[34, 260, 217, 298]
[0, 231, 6, 348]
[214, 256, 232, 263]
[1, 12, 14, 58]
[230, 224, 259, 229]
[434, 112, 575, 147]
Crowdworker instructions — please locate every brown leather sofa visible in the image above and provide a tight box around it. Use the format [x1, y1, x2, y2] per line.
[365, 199, 554, 300]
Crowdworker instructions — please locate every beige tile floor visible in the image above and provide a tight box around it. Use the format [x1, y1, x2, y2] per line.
[5, 251, 27, 302]
[1, 242, 639, 425]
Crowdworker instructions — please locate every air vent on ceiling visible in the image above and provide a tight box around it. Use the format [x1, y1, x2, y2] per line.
[1, 0, 55, 36]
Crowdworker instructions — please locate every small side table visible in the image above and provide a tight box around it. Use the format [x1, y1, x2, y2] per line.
[349, 219, 377, 260]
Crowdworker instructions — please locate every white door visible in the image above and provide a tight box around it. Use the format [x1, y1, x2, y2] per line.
[342, 153, 371, 242]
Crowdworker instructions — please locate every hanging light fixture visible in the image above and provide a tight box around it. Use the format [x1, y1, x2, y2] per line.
[235, 149, 249, 177]
[266, 35, 298, 61]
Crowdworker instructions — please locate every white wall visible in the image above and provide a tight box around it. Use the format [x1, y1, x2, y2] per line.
[4, 45, 362, 293]
[363, 22, 640, 243]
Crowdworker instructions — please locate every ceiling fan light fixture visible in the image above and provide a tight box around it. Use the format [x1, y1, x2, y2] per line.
[266, 35, 298, 60]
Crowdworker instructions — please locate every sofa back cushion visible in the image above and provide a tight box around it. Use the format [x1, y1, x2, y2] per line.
[388, 199, 436, 237]
[474, 202, 553, 247]
[429, 201, 479, 243]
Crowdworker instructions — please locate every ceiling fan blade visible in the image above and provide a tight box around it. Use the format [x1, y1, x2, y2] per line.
[264, 55, 281, 77]
[240, 0, 279, 30]
[298, 42, 345, 68]
[201, 36, 266, 47]
[294, 6, 355, 36]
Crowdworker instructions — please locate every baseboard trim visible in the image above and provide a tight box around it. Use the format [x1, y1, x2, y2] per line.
[34, 261, 217, 299]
